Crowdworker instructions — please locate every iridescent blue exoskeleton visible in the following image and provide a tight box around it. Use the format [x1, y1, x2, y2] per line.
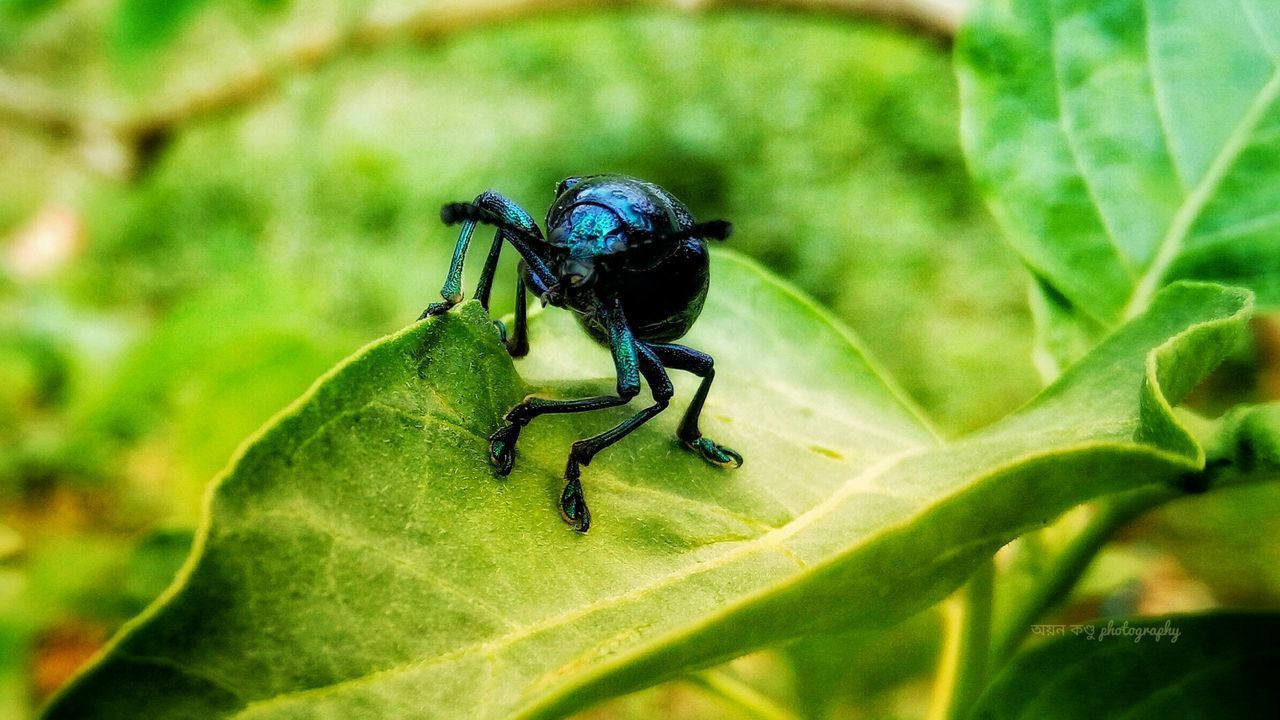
[420, 174, 743, 532]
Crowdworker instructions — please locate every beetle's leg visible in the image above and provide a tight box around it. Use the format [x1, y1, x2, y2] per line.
[455, 192, 557, 286]
[420, 191, 555, 319]
[487, 299, 650, 531]
[475, 227, 503, 311]
[649, 343, 743, 468]
[494, 261, 539, 358]
[558, 344, 674, 531]
[488, 297, 640, 473]
[502, 269, 530, 358]
[488, 393, 633, 479]
[419, 217, 477, 319]
[471, 227, 532, 354]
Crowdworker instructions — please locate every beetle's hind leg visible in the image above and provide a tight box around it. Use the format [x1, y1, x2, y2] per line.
[649, 343, 743, 468]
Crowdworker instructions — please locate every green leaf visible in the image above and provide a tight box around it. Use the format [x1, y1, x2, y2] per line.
[1026, 275, 1108, 380]
[1150, 403, 1280, 605]
[970, 613, 1280, 719]
[42, 254, 1250, 719]
[958, 0, 1280, 329]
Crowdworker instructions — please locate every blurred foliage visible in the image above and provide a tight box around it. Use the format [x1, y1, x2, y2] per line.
[0, 528, 190, 714]
[112, 0, 213, 58]
[781, 610, 943, 719]
[970, 613, 1280, 719]
[0, 1, 1272, 719]
[1145, 483, 1280, 607]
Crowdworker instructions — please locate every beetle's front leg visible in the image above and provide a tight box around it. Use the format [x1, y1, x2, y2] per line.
[419, 190, 553, 319]
[418, 215, 477, 319]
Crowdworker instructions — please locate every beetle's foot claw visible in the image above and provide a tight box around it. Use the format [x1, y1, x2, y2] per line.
[490, 319, 528, 357]
[488, 423, 520, 475]
[506, 337, 529, 358]
[419, 301, 455, 320]
[684, 437, 743, 469]
[559, 471, 591, 532]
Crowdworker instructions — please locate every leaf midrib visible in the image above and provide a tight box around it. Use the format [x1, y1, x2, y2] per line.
[223, 426, 1208, 720]
[1121, 65, 1280, 318]
[1143, 0, 1192, 193]
[221, 445, 923, 718]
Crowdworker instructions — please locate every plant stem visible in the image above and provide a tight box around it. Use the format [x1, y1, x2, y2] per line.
[689, 669, 803, 720]
[0, 71, 82, 136]
[989, 485, 1179, 664]
[1, 0, 966, 178]
[928, 558, 995, 720]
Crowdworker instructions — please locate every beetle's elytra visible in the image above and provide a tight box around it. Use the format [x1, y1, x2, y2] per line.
[421, 175, 742, 532]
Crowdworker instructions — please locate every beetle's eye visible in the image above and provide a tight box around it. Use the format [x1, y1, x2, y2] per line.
[548, 221, 569, 246]
[603, 232, 627, 254]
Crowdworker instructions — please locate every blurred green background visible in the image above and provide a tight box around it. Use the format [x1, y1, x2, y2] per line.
[2, 1, 1277, 718]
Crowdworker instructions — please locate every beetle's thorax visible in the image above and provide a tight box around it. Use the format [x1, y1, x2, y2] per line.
[549, 203, 627, 256]
[545, 203, 628, 296]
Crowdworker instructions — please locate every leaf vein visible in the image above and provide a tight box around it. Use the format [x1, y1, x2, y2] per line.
[1124, 66, 1280, 317]
[1109, 653, 1252, 720]
[366, 400, 489, 447]
[1048, 5, 1138, 279]
[1142, 0, 1192, 192]
[115, 649, 248, 703]
[227, 448, 923, 717]
[273, 504, 522, 632]
[589, 472, 780, 533]
[1186, 206, 1280, 245]
[1243, 0, 1280, 62]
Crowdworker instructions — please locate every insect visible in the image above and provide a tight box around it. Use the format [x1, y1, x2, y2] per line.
[420, 174, 742, 532]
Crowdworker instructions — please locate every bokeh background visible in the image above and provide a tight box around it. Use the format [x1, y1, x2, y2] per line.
[2, 1, 1278, 718]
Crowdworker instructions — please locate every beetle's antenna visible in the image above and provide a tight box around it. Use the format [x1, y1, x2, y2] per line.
[675, 220, 733, 242]
[632, 220, 733, 249]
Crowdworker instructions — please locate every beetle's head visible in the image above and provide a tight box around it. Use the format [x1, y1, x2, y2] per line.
[541, 252, 600, 307]
[545, 203, 628, 298]
[556, 256, 596, 290]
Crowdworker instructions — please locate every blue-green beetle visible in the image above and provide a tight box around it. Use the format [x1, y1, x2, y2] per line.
[421, 175, 742, 531]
